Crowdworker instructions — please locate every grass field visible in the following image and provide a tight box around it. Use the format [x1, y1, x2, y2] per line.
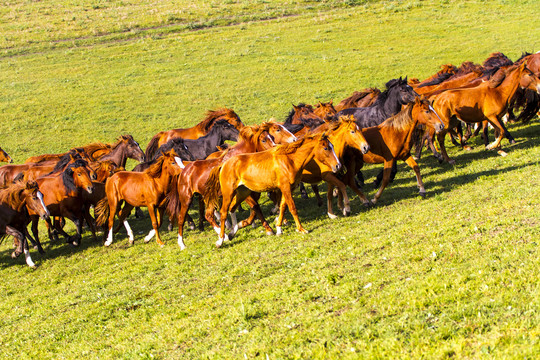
[1, 0, 540, 358]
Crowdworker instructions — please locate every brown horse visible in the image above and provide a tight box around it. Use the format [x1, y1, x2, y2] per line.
[410, 64, 458, 90]
[0, 147, 13, 163]
[25, 135, 145, 168]
[329, 97, 445, 207]
[28, 160, 94, 248]
[432, 62, 540, 163]
[145, 108, 244, 160]
[204, 133, 341, 247]
[284, 103, 325, 129]
[0, 181, 50, 268]
[166, 123, 282, 249]
[314, 101, 337, 121]
[95, 150, 185, 247]
[335, 88, 381, 111]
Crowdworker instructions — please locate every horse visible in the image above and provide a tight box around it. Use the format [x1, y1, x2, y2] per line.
[204, 133, 341, 247]
[314, 101, 337, 121]
[27, 160, 95, 249]
[410, 64, 458, 90]
[0, 181, 50, 268]
[133, 138, 196, 172]
[90, 135, 145, 168]
[166, 123, 281, 249]
[335, 77, 419, 127]
[432, 62, 540, 163]
[180, 120, 240, 159]
[328, 97, 445, 208]
[284, 103, 325, 129]
[335, 88, 381, 111]
[507, 51, 540, 123]
[0, 147, 13, 163]
[95, 150, 185, 247]
[145, 108, 244, 160]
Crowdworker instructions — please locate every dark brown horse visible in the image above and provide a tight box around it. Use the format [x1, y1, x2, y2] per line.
[28, 160, 94, 248]
[204, 133, 341, 247]
[284, 103, 325, 129]
[0, 181, 50, 268]
[432, 62, 540, 163]
[0, 147, 13, 163]
[145, 108, 244, 160]
[95, 150, 185, 247]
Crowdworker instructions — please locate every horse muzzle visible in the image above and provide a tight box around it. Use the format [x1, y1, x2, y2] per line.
[332, 162, 342, 173]
[361, 144, 370, 155]
[86, 186, 94, 194]
[435, 123, 445, 134]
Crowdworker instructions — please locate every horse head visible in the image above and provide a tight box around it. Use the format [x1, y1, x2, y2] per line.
[414, 96, 445, 134]
[387, 76, 419, 105]
[213, 120, 240, 142]
[21, 181, 50, 220]
[316, 133, 341, 173]
[120, 134, 146, 163]
[267, 120, 297, 144]
[0, 147, 13, 163]
[64, 160, 94, 194]
[333, 115, 370, 155]
[519, 64, 540, 94]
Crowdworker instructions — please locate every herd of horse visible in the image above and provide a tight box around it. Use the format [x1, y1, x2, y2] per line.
[1, 51, 539, 268]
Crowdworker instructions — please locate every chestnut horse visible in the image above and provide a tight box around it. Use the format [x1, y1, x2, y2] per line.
[335, 88, 381, 111]
[0, 147, 13, 163]
[204, 133, 341, 247]
[329, 97, 445, 207]
[95, 150, 185, 247]
[432, 62, 540, 163]
[0, 181, 50, 268]
[145, 108, 244, 160]
[166, 123, 280, 249]
[28, 160, 95, 248]
[314, 101, 337, 121]
[284, 103, 325, 129]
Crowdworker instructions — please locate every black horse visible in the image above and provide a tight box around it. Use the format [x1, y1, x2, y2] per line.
[133, 138, 196, 172]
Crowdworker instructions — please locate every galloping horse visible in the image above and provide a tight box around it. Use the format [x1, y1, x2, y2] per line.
[204, 133, 341, 247]
[336, 77, 418, 127]
[145, 108, 244, 160]
[330, 97, 445, 207]
[166, 123, 280, 249]
[0, 147, 13, 163]
[432, 62, 540, 163]
[95, 150, 185, 247]
[0, 181, 50, 268]
[28, 160, 94, 248]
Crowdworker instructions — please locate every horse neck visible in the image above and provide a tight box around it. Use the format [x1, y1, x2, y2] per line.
[381, 90, 405, 116]
[286, 139, 318, 172]
[491, 67, 526, 103]
[152, 165, 174, 194]
[378, 113, 418, 154]
[101, 143, 128, 167]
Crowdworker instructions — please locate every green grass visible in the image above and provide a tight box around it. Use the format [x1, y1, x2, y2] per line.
[1, 0, 540, 358]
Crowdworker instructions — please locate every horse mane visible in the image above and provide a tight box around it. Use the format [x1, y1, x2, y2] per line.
[0, 180, 38, 210]
[143, 154, 167, 178]
[273, 133, 322, 155]
[156, 138, 185, 155]
[202, 108, 237, 131]
[62, 160, 88, 194]
[417, 64, 458, 88]
[515, 52, 533, 64]
[338, 88, 380, 108]
[483, 52, 513, 70]
[454, 61, 483, 76]
[284, 103, 308, 124]
[239, 123, 272, 143]
[487, 63, 520, 88]
[379, 103, 415, 132]
[282, 122, 304, 134]
[328, 115, 356, 132]
[81, 142, 111, 158]
[50, 151, 83, 174]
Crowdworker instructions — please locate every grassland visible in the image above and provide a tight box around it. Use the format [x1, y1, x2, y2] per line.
[1, 0, 540, 358]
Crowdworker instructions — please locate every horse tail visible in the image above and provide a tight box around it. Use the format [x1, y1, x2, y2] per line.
[203, 165, 222, 211]
[95, 197, 110, 227]
[145, 133, 162, 161]
[166, 174, 181, 218]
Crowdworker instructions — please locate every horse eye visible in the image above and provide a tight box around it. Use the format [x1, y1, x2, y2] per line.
[350, 130, 355, 134]
[33, 196, 38, 200]
[324, 147, 328, 151]
[276, 129, 280, 132]
[78, 173, 81, 176]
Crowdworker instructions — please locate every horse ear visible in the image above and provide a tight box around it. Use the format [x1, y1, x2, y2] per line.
[329, 100, 333, 105]
[292, 104, 298, 110]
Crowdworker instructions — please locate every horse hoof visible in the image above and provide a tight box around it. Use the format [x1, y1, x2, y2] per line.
[463, 145, 473, 151]
[343, 209, 351, 217]
[265, 230, 274, 236]
[510, 139, 516, 144]
[167, 224, 173, 232]
[419, 191, 427, 199]
[327, 212, 338, 220]
[189, 224, 196, 231]
[363, 201, 373, 208]
[448, 160, 456, 165]
[370, 198, 378, 205]
[296, 228, 309, 234]
[497, 150, 508, 157]
[11, 251, 18, 259]
[227, 232, 235, 241]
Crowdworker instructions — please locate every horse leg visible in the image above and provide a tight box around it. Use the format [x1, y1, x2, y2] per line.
[145, 204, 164, 246]
[436, 131, 455, 165]
[371, 160, 394, 204]
[117, 203, 135, 244]
[404, 155, 426, 198]
[323, 173, 350, 217]
[176, 196, 194, 250]
[299, 182, 308, 199]
[280, 186, 307, 234]
[104, 199, 119, 247]
[311, 184, 323, 207]
[24, 226, 44, 254]
[196, 194, 204, 230]
[499, 120, 516, 144]
[7, 226, 36, 268]
[83, 206, 97, 242]
[374, 161, 398, 188]
[243, 194, 274, 235]
[216, 190, 234, 248]
[485, 116, 506, 151]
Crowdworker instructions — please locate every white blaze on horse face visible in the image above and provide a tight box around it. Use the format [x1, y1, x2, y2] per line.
[266, 134, 276, 147]
[144, 229, 156, 242]
[429, 105, 445, 127]
[174, 157, 185, 169]
[123, 220, 134, 242]
[105, 229, 113, 246]
[36, 191, 50, 217]
[328, 142, 341, 171]
[280, 125, 297, 143]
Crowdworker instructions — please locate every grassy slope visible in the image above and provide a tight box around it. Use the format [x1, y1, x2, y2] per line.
[1, 0, 540, 358]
